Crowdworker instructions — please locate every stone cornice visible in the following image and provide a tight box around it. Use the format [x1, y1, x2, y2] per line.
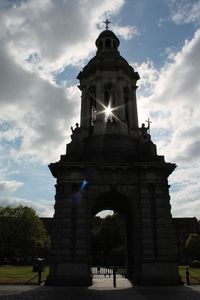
[49, 160, 176, 178]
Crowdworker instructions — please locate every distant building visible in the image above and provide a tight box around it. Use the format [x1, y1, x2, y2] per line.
[172, 217, 200, 263]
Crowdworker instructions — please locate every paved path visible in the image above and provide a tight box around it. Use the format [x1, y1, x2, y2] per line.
[0, 278, 200, 299]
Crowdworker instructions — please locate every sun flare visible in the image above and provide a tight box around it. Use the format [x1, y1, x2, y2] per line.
[105, 105, 112, 117]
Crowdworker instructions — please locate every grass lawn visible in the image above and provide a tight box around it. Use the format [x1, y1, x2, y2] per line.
[0, 265, 200, 285]
[0, 265, 49, 284]
[179, 265, 200, 284]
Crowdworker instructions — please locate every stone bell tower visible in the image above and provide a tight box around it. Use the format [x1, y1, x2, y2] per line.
[78, 27, 139, 134]
[47, 22, 180, 286]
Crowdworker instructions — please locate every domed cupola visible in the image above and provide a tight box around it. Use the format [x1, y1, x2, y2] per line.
[77, 20, 140, 134]
[95, 29, 120, 54]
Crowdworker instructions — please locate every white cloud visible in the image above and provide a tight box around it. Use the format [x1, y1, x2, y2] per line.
[1, 0, 125, 76]
[0, 195, 53, 217]
[0, 180, 24, 193]
[133, 60, 159, 97]
[0, 41, 79, 162]
[169, 0, 200, 25]
[137, 28, 200, 218]
[0, 0, 130, 164]
[0, 0, 133, 216]
[170, 168, 200, 218]
[138, 29, 200, 162]
[112, 24, 139, 40]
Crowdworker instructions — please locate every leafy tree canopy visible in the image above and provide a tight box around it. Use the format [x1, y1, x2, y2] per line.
[92, 213, 126, 255]
[185, 233, 200, 260]
[0, 205, 50, 259]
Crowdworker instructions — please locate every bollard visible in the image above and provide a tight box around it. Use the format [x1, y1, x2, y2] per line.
[37, 259, 43, 285]
[113, 267, 117, 288]
[38, 270, 42, 285]
[186, 267, 190, 286]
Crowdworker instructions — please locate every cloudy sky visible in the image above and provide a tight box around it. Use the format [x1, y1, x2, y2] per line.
[0, 0, 200, 219]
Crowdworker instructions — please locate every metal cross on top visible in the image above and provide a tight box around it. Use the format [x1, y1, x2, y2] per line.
[145, 118, 152, 133]
[103, 19, 111, 30]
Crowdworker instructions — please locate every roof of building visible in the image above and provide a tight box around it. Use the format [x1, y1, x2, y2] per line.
[95, 29, 120, 46]
[77, 29, 139, 81]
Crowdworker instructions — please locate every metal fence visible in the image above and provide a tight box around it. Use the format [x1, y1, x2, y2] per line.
[185, 268, 200, 285]
[91, 266, 126, 277]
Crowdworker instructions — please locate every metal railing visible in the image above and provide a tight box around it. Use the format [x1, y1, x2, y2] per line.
[185, 267, 200, 285]
[91, 266, 126, 288]
[91, 266, 126, 277]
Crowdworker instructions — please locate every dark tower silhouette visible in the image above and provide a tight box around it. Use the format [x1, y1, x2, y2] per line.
[47, 25, 180, 286]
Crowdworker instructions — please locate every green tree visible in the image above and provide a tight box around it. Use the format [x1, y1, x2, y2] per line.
[91, 213, 126, 264]
[185, 233, 200, 260]
[0, 205, 50, 261]
[97, 214, 125, 253]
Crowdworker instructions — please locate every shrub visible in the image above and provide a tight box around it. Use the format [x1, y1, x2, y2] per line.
[190, 260, 200, 268]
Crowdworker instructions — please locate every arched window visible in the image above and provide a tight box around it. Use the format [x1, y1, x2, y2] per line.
[104, 90, 110, 107]
[88, 86, 96, 108]
[88, 86, 96, 126]
[104, 83, 113, 107]
[99, 41, 103, 49]
[105, 39, 111, 48]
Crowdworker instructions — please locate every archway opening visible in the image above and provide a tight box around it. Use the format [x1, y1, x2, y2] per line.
[91, 211, 126, 268]
[96, 209, 114, 218]
[90, 191, 134, 280]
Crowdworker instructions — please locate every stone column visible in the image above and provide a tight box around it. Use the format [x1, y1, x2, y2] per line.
[115, 75, 126, 126]
[154, 182, 177, 261]
[138, 170, 180, 285]
[129, 86, 139, 129]
[140, 182, 155, 261]
[95, 75, 104, 123]
[80, 87, 85, 127]
[80, 87, 90, 129]
[47, 169, 92, 286]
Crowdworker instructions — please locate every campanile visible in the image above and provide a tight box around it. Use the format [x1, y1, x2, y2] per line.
[47, 23, 180, 286]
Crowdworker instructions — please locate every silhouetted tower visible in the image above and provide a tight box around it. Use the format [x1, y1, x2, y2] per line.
[78, 28, 139, 131]
[47, 24, 180, 286]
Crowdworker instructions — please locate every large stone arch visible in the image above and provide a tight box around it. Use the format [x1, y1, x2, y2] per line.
[87, 185, 141, 281]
